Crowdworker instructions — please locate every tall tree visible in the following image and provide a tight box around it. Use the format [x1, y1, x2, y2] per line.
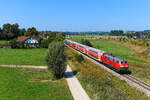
[19, 28, 26, 36]
[25, 27, 39, 36]
[2, 23, 20, 40]
[11, 23, 19, 37]
[46, 41, 66, 79]
[0, 28, 3, 39]
[39, 31, 52, 38]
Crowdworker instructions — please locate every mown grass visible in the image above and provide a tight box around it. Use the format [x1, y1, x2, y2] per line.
[66, 47, 149, 100]
[0, 48, 47, 65]
[0, 67, 73, 100]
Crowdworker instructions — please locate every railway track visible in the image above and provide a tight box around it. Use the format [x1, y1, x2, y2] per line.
[123, 75, 150, 91]
[66, 44, 150, 96]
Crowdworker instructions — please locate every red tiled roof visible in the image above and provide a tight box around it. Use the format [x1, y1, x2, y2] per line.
[17, 36, 30, 42]
[17, 36, 41, 42]
[31, 36, 41, 41]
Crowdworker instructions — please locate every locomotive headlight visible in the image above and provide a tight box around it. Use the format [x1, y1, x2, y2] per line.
[120, 65, 128, 68]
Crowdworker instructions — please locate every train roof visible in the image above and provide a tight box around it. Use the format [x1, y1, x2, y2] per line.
[66, 39, 105, 53]
[104, 54, 126, 61]
[88, 46, 105, 53]
[78, 43, 89, 48]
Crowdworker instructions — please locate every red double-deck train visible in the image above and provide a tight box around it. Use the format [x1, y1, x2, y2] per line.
[65, 39, 129, 73]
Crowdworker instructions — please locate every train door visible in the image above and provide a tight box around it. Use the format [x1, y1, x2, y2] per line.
[98, 53, 102, 61]
[98, 54, 101, 61]
[115, 61, 120, 69]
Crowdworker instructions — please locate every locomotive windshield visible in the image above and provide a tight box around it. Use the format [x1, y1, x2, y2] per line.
[120, 60, 128, 64]
[121, 61, 124, 64]
[125, 61, 128, 64]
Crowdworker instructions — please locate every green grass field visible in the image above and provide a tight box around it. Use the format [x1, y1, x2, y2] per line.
[0, 67, 73, 100]
[0, 48, 47, 65]
[90, 40, 147, 63]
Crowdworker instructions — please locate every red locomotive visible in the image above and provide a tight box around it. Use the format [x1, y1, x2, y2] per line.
[65, 39, 129, 73]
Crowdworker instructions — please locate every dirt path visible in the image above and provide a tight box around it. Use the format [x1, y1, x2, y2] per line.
[0, 65, 47, 69]
[65, 65, 91, 100]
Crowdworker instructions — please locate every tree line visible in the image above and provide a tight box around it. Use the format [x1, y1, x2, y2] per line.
[0, 23, 42, 40]
[0, 23, 66, 48]
[65, 30, 150, 39]
[0, 23, 67, 40]
[126, 32, 150, 39]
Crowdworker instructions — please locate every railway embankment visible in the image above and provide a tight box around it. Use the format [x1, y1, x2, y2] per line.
[89, 40, 150, 85]
[66, 46, 150, 100]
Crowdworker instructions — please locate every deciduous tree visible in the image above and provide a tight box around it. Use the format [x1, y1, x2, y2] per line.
[25, 27, 39, 36]
[46, 41, 66, 79]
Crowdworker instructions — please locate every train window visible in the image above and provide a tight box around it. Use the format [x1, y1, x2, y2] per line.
[110, 57, 113, 61]
[113, 59, 115, 62]
[105, 55, 108, 59]
[89, 49, 98, 54]
[121, 61, 124, 64]
[109, 56, 111, 59]
[117, 61, 119, 63]
[79, 45, 84, 48]
[125, 61, 128, 64]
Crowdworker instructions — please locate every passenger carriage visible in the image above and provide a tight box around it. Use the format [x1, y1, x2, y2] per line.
[87, 47, 105, 61]
[77, 44, 88, 54]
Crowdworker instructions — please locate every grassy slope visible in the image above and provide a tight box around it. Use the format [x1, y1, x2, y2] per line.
[66, 47, 149, 100]
[0, 48, 47, 65]
[90, 40, 150, 84]
[0, 67, 73, 100]
[90, 40, 146, 63]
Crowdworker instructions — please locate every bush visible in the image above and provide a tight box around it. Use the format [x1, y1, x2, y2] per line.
[45, 41, 67, 79]
[75, 54, 84, 63]
[0, 41, 10, 48]
[41, 34, 64, 48]
[10, 39, 19, 48]
[10, 39, 25, 49]
[81, 39, 93, 47]
[40, 39, 49, 48]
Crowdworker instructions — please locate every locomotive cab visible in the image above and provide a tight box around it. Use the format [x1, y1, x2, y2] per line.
[119, 60, 129, 72]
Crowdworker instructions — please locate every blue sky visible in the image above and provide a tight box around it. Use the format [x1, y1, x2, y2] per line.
[0, 0, 150, 31]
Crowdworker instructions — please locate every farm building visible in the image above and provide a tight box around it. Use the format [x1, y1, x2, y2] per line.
[17, 36, 41, 47]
